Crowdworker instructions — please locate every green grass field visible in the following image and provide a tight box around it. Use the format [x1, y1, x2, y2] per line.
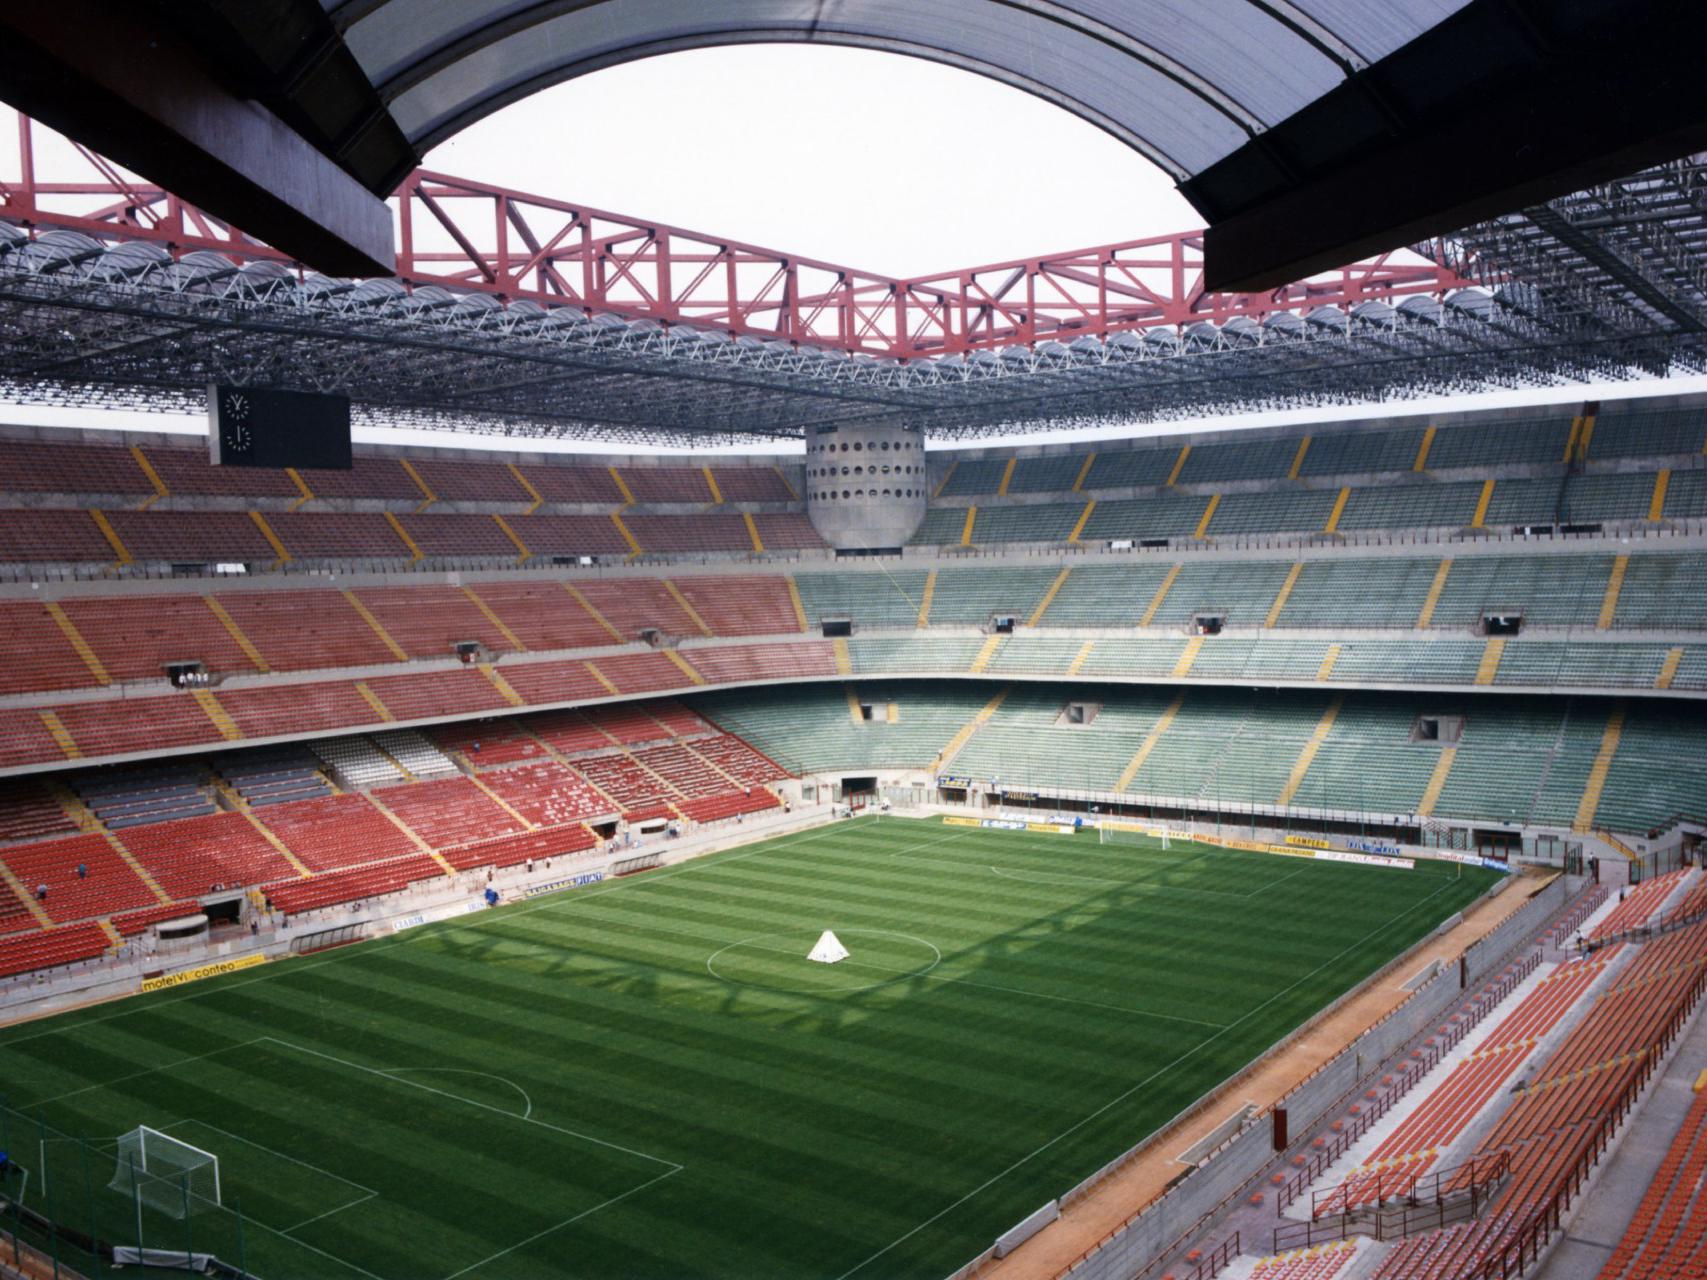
[0, 817, 1499, 1279]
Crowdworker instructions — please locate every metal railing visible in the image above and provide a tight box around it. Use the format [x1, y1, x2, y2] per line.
[0, 507, 1702, 587]
[1470, 963, 1706, 1277]
[1273, 953, 1538, 1213]
[1275, 1153, 1510, 1251]
[1541, 883, 1609, 950]
[1581, 899, 1707, 955]
[1180, 1230, 1239, 1280]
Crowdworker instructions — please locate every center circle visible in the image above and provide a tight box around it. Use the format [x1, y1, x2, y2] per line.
[706, 929, 941, 994]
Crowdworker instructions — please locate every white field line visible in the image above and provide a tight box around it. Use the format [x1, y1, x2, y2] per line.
[729, 936, 1230, 1030]
[0, 817, 893, 1052]
[833, 876, 1460, 1279]
[540, 822, 1229, 1027]
[160, 1117, 379, 1234]
[438, 1167, 682, 1280]
[263, 1037, 681, 1171]
[24, 1038, 266, 1109]
[377, 1067, 534, 1120]
[266, 1039, 686, 1280]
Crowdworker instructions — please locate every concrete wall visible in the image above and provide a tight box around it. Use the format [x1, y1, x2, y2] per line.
[1464, 875, 1571, 985]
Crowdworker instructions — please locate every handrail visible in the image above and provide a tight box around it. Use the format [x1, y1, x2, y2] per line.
[1182, 1231, 1239, 1280]
[0, 508, 1704, 585]
[1580, 900, 1707, 955]
[1274, 954, 1538, 1212]
[1275, 1152, 1511, 1251]
[1064, 943, 1541, 1278]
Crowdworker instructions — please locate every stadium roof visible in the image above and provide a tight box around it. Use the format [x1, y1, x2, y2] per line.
[4, 108, 1707, 445]
[8, 2, 1707, 288]
[2, 114, 1707, 446]
[335, 0, 1448, 182]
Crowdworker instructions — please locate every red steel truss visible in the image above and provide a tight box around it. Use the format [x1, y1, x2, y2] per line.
[0, 113, 1473, 359]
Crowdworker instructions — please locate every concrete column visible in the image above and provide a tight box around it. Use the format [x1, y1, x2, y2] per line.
[804, 424, 928, 549]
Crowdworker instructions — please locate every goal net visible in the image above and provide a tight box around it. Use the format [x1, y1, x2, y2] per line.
[108, 1127, 220, 1218]
[1099, 820, 1169, 850]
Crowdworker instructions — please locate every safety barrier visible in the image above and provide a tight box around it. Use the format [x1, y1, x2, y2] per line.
[2, 510, 1701, 584]
[1462, 877, 1569, 985]
[1276, 1153, 1509, 1251]
[1582, 899, 1707, 955]
[1274, 954, 1538, 1212]
[1053, 875, 1523, 1280]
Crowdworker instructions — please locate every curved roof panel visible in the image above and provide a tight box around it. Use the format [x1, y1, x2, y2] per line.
[329, 0, 1468, 176]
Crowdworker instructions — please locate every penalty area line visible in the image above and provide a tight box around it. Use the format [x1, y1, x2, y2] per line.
[262, 1037, 682, 1171]
[438, 1166, 681, 1280]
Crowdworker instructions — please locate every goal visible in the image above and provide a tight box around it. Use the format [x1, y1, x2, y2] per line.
[1099, 820, 1169, 850]
[108, 1127, 220, 1218]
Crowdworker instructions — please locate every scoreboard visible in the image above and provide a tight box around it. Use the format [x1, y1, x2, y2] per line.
[208, 384, 352, 469]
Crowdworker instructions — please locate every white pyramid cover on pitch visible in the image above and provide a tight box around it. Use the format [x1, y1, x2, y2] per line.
[807, 930, 849, 964]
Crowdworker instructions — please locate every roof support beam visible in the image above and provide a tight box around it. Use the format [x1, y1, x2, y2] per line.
[0, 0, 395, 275]
[1193, 1, 1707, 292]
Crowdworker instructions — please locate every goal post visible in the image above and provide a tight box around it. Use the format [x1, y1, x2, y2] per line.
[1098, 820, 1168, 850]
[108, 1127, 220, 1218]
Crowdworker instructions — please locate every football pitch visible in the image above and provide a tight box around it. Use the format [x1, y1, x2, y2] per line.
[0, 817, 1500, 1279]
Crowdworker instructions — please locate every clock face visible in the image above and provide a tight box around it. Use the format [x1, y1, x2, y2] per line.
[222, 393, 252, 451]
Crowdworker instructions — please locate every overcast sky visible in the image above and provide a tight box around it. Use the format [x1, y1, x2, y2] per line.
[425, 46, 1196, 277]
[1, 48, 1701, 453]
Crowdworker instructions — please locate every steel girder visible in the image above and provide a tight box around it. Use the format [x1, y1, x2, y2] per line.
[1426, 158, 1707, 349]
[1, 114, 1472, 359]
[1, 235, 1690, 446]
[4, 116, 1707, 442]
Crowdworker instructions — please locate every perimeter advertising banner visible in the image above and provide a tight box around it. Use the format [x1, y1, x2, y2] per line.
[1315, 849, 1416, 870]
[522, 870, 605, 899]
[140, 952, 266, 993]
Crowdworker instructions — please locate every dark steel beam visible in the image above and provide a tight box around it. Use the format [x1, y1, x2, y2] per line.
[1193, 0, 1707, 293]
[1524, 205, 1707, 334]
[0, 0, 395, 276]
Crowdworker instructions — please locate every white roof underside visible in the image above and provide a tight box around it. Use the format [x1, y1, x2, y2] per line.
[324, 0, 1470, 176]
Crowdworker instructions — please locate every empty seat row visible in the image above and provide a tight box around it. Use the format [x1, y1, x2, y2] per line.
[265, 854, 444, 915]
[0, 508, 824, 565]
[0, 439, 803, 508]
[0, 832, 160, 923]
[0, 922, 110, 978]
[926, 410, 1702, 499]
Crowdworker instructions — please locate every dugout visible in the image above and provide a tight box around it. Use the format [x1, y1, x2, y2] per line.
[155, 912, 210, 943]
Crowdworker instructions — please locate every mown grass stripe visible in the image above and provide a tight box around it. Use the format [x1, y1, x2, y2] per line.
[0, 817, 1496, 1280]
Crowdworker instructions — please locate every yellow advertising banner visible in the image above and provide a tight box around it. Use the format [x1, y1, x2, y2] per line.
[141, 952, 266, 994]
